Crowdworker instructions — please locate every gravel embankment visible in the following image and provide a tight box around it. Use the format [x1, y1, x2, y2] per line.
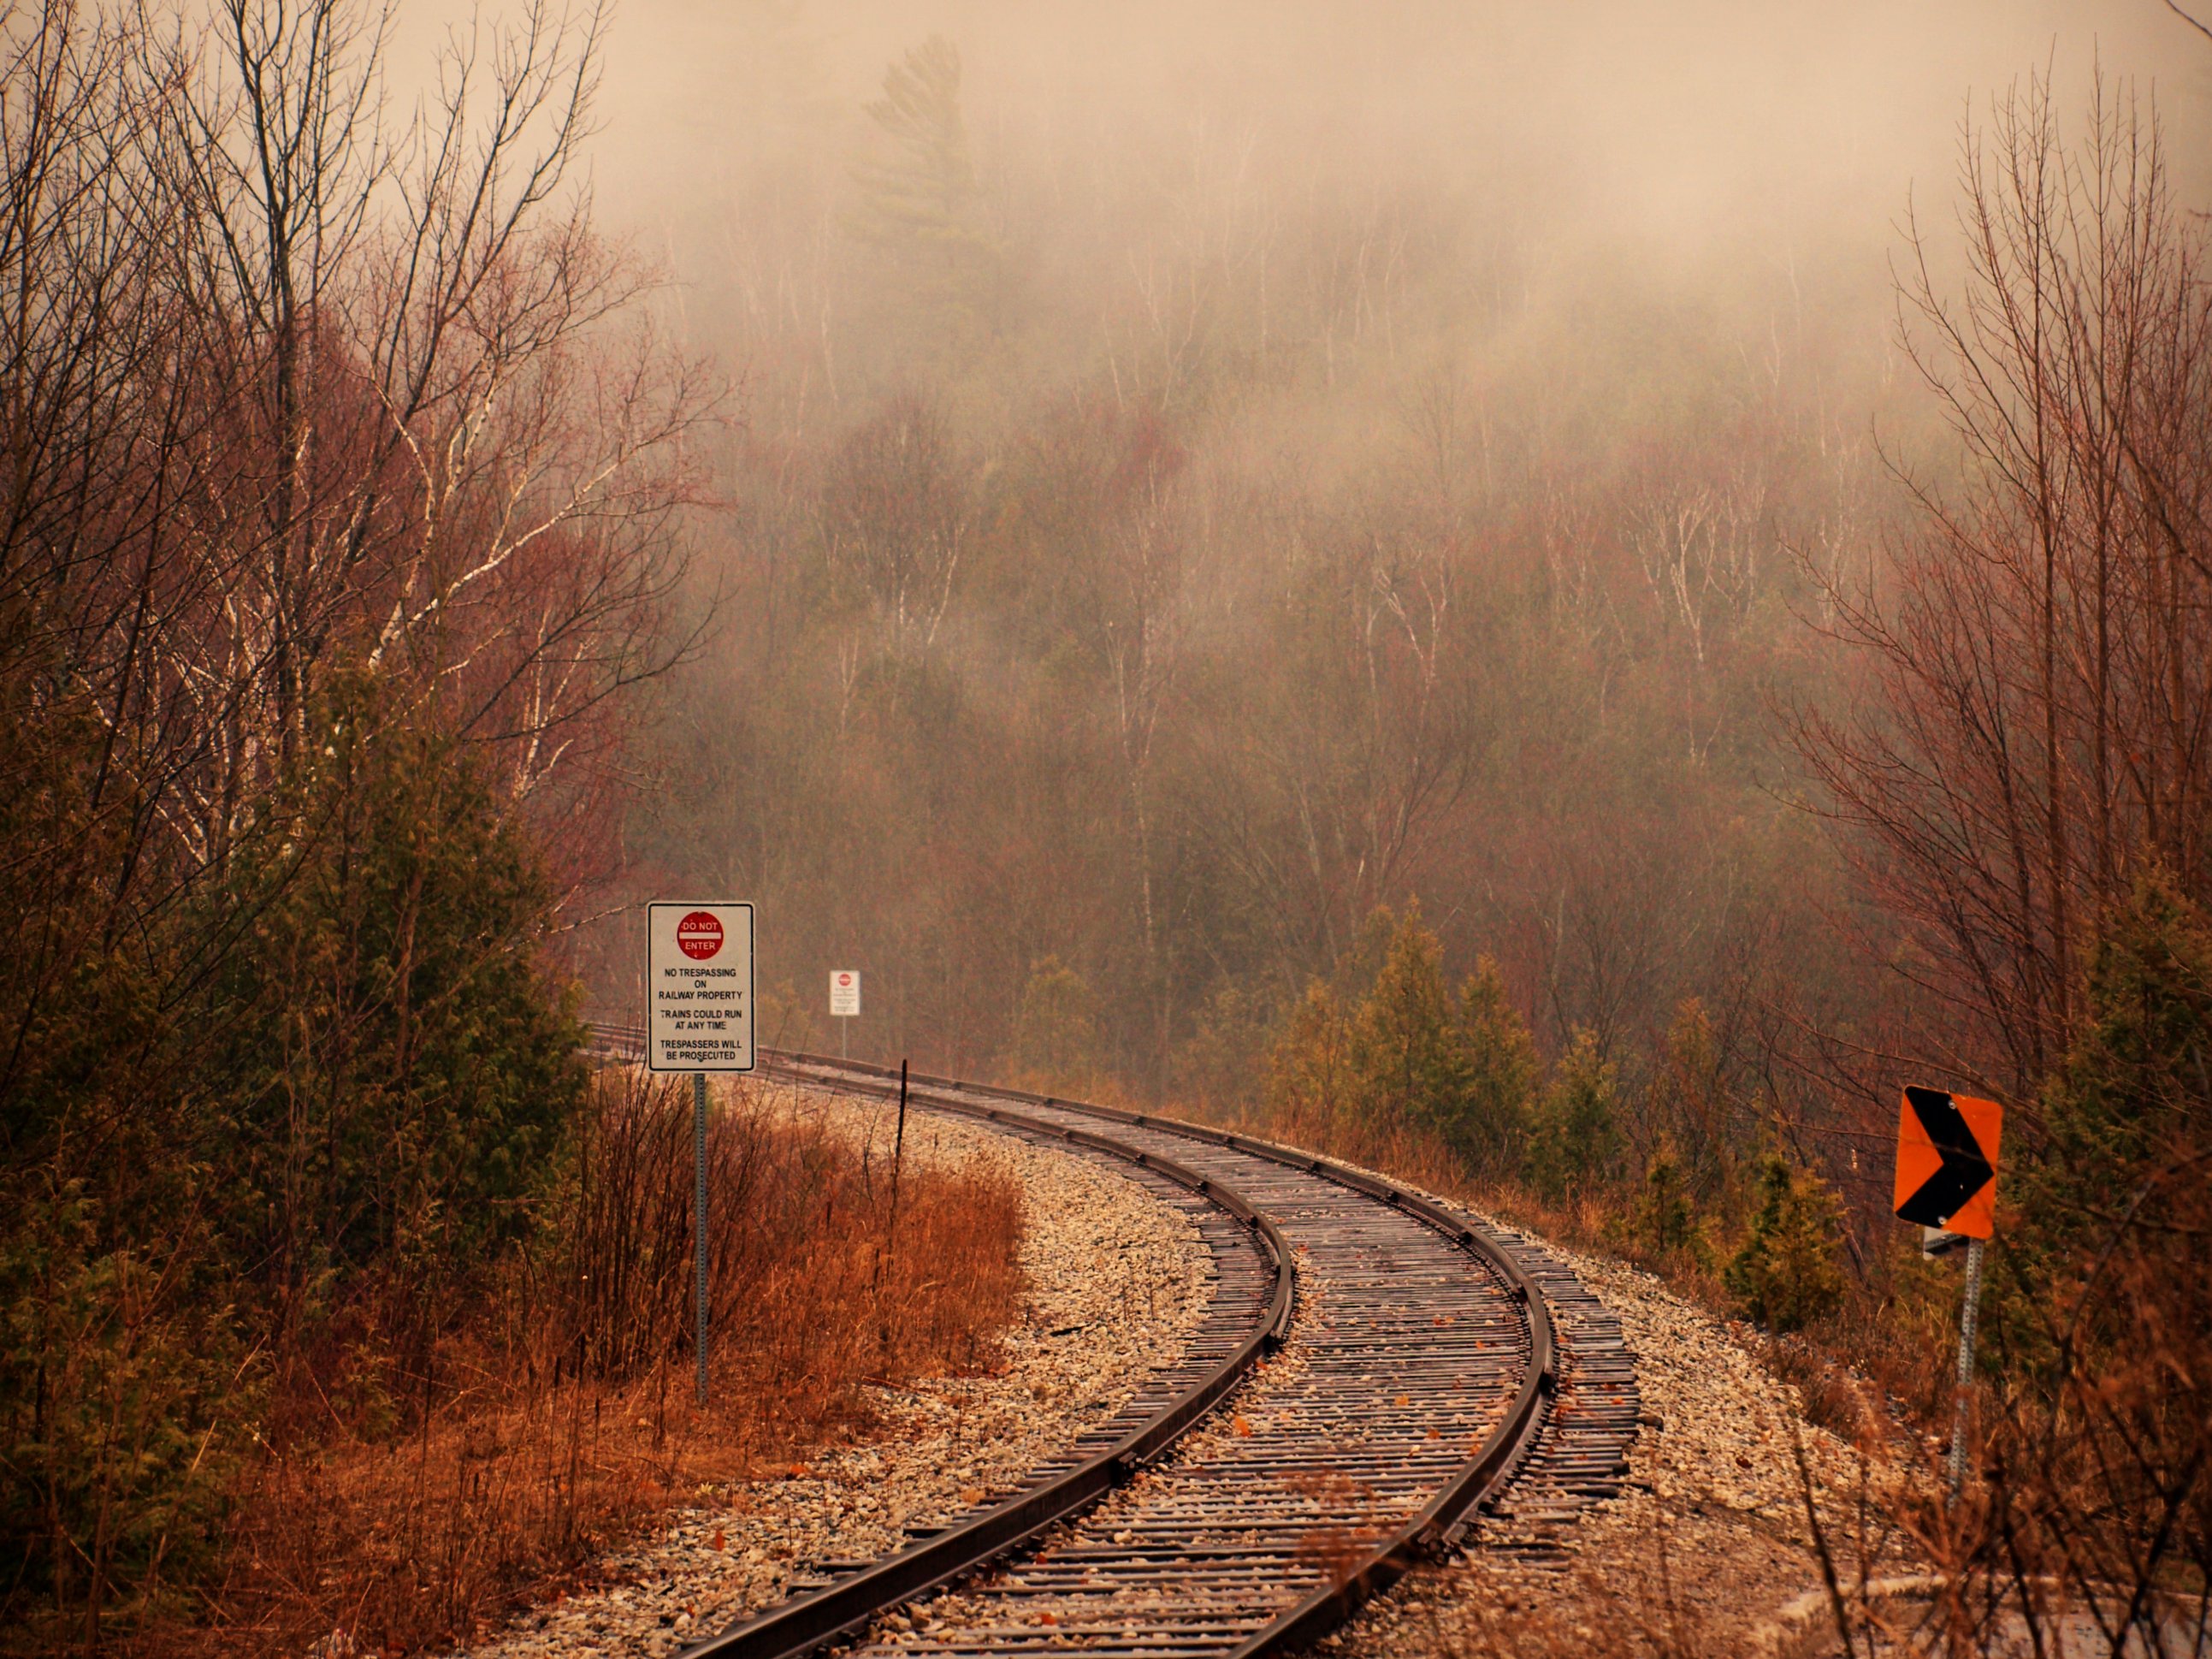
[1335, 1239, 1915, 1659]
[455, 1087, 1213, 1659]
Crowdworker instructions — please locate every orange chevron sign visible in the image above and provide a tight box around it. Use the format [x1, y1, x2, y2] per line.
[1894, 1087, 2003, 1240]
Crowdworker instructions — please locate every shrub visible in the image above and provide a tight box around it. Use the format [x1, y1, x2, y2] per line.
[200, 680, 584, 1302]
[1528, 1028, 1622, 1200]
[209, 1075, 1026, 1656]
[1264, 981, 1357, 1139]
[0, 1182, 244, 1638]
[1171, 981, 1273, 1118]
[1624, 1147, 1712, 1270]
[1646, 998, 1741, 1211]
[1724, 1155, 1846, 1331]
[1005, 957, 1102, 1087]
[1262, 911, 1540, 1175]
[1, 679, 584, 1643]
[1350, 909, 1474, 1141]
[1992, 869, 2212, 1385]
[1451, 957, 1539, 1174]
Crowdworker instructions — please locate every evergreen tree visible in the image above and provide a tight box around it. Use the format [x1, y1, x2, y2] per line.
[1452, 955, 1538, 1174]
[1349, 907, 1472, 1141]
[1991, 871, 2212, 1381]
[1649, 998, 1737, 1208]
[205, 678, 584, 1289]
[846, 36, 1000, 343]
[1173, 981, 1272, 1117]
[1262, 909, 1543, 1176]
[1627, 1145, 1711, 1268]
[1007, 957, 1101, 1087]
[1529, 1028, 1621, 1200]
[1265, 981, 1356, 1135]
[1724, 1156, 1845, 1331]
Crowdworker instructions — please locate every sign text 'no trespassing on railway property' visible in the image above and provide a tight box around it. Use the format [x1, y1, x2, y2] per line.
[647, 902, 754, 1073]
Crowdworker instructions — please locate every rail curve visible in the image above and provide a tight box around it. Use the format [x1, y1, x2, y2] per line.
[588, 1034, 1599, 1659]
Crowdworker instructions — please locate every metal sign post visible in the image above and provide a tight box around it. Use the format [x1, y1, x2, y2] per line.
[1948, 1237, 1986, 1496]
[648, 902, 755, 1407]
[694, 1070, 709, 1405]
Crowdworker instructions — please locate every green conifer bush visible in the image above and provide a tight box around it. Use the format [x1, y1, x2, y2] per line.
[1724, 1156, 1846, 1332]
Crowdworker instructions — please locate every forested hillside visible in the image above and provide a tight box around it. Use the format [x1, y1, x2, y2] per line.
[602, 4, 2211, 1227]
[600, 10, 2212, 1630]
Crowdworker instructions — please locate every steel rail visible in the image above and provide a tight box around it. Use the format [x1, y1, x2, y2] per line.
[588, 1030, 1558, 1659]
[624, 1043, 1295, 1659]
[761, 1052, 1558, 1659]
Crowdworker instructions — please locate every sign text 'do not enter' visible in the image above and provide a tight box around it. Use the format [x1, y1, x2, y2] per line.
[677, 910, 724, 960]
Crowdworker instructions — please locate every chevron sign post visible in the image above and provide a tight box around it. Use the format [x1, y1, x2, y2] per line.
[1896, 1085, 2003, 1496]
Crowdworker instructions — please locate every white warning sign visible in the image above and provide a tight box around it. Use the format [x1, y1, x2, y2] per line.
[830, 969, 861, 1017]
[647, 902, 754, 1073]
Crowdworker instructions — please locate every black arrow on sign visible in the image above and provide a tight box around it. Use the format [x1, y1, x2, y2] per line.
[1897, 1085, 1996, 1227]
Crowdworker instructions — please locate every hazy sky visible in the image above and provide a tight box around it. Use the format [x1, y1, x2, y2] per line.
[565, 0, 2212, 265]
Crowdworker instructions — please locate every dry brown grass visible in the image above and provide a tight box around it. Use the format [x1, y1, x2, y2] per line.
[112, 1074, 1024, 1659]
[1788, 1154, 2212, 1659]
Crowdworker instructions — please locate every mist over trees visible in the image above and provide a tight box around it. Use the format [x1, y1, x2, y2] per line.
[606, 0, 2210, 1372]
[611, 7, 1932, 1128]
[596, 19, 2212, 1620]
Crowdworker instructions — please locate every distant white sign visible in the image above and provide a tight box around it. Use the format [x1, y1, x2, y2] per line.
[647, 902, 754, 1072]
[830, 969, 861, 1018]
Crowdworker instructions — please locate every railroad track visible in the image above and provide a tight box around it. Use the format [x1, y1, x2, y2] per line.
[586, 1034, 1635, 1659]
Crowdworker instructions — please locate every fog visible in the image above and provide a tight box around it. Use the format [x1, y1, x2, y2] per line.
[580, 1, 2210, 337]
[525, 0, 2212, 1116]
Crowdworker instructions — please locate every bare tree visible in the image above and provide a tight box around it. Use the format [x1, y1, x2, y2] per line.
[115, 0, 718, 860]
[1791, 71, 2212, 1101]
[819, 394, 970, 662]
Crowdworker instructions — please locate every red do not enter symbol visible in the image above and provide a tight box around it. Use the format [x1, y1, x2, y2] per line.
[677, 911, 725, 960]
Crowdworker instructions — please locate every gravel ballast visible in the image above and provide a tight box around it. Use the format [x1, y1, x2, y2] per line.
[454, 1085, 1215, 1659]
[456, 1093, 1888, 1659]
[1332, 1235, 1912, 1658]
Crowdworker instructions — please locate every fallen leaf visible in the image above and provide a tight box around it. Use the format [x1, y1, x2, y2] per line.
[1038, 1612, 1059, 1626]
[960, 1486, 986, 1505]
[1232, 1414, 1253, 1436]
[1394, 1394, 1410, 1407]
[709, 1529, 725, 1552]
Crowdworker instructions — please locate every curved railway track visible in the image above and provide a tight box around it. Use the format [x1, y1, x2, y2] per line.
[587, 1035, 1635, 1659]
